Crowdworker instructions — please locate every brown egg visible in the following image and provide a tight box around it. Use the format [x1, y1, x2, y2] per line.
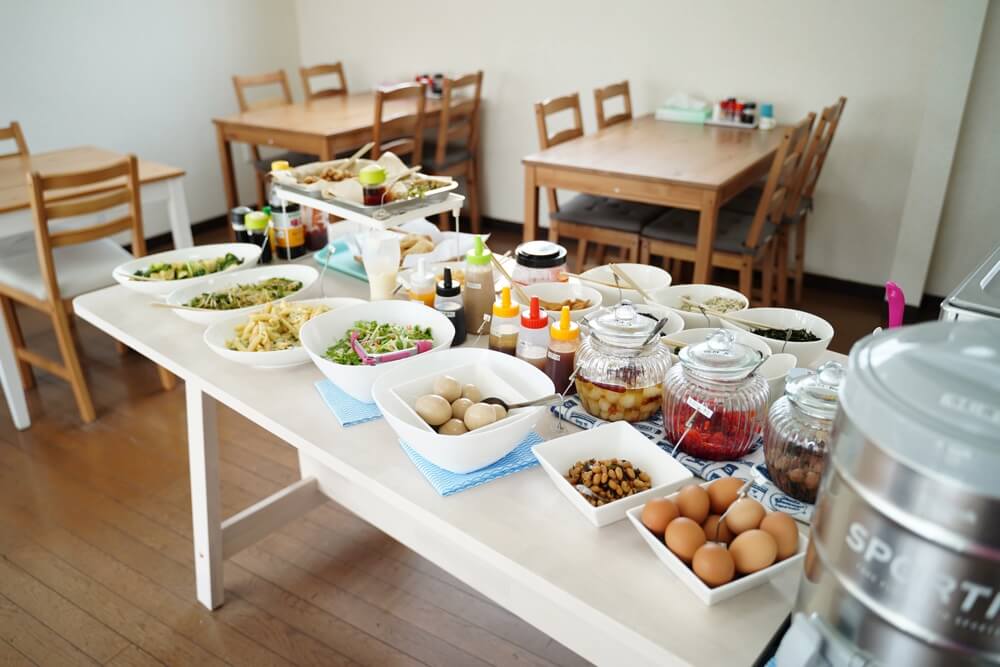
[664, 517, 706, 564]
[707, 477, 745, 514]
[759, 512, 799, 560]
[724, 498, 766, 535]
[692, 543, 735, 587]
[433, 375, 462, 402]
[675, 485, 711, 524]
[438, 418, 468, 435]
[640, 498, 679, 536]
[451, 397, 473, 420]
[701, 514, 734, 544]
[729, 529, 778, 575]
[415, 394, 452, 426]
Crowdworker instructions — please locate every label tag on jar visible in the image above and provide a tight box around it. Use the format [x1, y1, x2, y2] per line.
[547, 350, 561, 361]
[467, 281, 481, 289]
[685, 397, 714, 419]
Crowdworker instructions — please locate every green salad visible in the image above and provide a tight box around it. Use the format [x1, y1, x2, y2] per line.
[185, 277, 302, 310]
[324, 320, 434, 365]
[134, 252, 242, 280]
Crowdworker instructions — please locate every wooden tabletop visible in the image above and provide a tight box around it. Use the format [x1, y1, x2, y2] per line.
[523, 115, 786, 189]
[0, 146, 185, 214]
[212, 91, 442, 136]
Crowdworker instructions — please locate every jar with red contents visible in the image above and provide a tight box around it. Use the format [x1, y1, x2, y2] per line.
[662, 329, 768, 459]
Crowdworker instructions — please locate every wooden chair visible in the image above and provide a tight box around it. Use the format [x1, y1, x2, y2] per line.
[594, 81, 633, 130]
[372, 82, 427, 165]
[232, 69, 316, 206]
[640, 115, 815, 306]
[0, 121, 29, 158]
[0, 156, 172, 423]
[535, 93, 663, 271]
[299, 62, 348, 101]
[422, 71, 483, 233]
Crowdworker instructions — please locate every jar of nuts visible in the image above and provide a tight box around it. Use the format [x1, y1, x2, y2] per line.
[574, 301, 672, 423]
[763, 361, 845, 503]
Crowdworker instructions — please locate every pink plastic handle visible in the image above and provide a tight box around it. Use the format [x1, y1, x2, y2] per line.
[350, 332, 433, 366]
[885, 281, 904, 329]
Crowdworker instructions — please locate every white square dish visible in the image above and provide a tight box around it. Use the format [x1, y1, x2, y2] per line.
[532, 422, 693, 527]
[624, 482, 808, 605]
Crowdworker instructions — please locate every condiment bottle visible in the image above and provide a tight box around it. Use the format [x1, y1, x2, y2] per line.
[305, 209, 329, 251]
[546, 306, 580, 394]
[244, 210, 271, 264]
[230, 206, 253, 243]
[463, 236, 495, 335]
[359, 164, 388, 206]
[268, 161, 305, 260]
[488, 287, 519, 355]
[408, 258, 436, 307]
[516, 296, 550, 371]
[434, 267, 466, 346]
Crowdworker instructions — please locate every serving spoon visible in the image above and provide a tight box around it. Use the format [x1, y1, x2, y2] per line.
[481, 393, 560, 412]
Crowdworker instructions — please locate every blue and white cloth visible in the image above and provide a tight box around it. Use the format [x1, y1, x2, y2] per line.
[400, 432, 544, 497]
[551, 397, 814, 522]
[314, 379, 383, 427]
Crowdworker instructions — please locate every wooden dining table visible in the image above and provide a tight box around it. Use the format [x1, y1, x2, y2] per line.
[212, 92, 442, 211]
[522, 115, 786, 283]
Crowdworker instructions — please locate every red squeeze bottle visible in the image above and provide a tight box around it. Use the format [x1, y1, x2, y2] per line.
[516, 296, 551, 371]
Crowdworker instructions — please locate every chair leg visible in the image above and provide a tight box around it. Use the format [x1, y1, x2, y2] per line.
[49, 304, 96, 423]
[594, 244, 606, 266]
[761, 244, 776, 308]
[157, 365, 177, 391]
[0, 296, 34, 390]
[114, 341, 129, 355]
[254, 171, 267, 209]
[437, 211, 450, 231]
[793, 214, 808, 306]
[575, 239, 588, 273]
[466, 159, 481, 235]
[639, 240, 651, 265]
[739, 258, 753, 303]
[775, 229, 789, 306]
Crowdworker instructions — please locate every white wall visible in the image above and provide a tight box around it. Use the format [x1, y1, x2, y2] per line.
[296, 0, 985, 292]
[0, 0, 303, 238]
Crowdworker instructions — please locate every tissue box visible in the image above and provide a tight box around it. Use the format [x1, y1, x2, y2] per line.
[655, 107, 711, 124]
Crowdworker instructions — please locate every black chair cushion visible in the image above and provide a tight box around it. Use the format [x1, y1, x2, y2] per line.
[422, 141, 473, 170]
[552, 195, 664, 233]
[253, 151, 319, 173]
[641, 208, 777, 255]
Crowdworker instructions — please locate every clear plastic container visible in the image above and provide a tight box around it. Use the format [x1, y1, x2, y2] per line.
[763, 361, 845, 503]
[516, 296, 550, 371]
[512, 241, 568, 285]
[662, 329, 768, 460]
[574, 301, 672, 423]
[408, 257, 436, 307]
[488, 287, 519, 355]
[463, 236, 495, 335]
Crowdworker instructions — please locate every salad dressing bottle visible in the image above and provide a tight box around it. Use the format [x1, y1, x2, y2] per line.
[516, 296, 550, 371]
[434, 268, 466, 346]
[463, 236, 495, 335]
[488, 287, 519, 355]
[408, 258, 436, 307]
[546, 306, 580, 394]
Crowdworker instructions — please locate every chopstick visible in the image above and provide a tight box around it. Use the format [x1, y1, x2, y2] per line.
[343, 141, 374, 168]
[679, 297, 772, 330]
[149, 302, 211, 312]
[608, 264, 653, 304]
[559, 272, 627, 290]
[485, 244, 531, 305]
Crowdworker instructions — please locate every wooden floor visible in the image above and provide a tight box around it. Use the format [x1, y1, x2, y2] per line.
[0, 220, 938, 667]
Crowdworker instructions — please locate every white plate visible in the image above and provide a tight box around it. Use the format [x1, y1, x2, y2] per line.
[372, 348, 554, 473]
[625, 481, 807, 605]
[113, 243, 262, 296]
[720, 307, 833, 367]
[203, 297, 365, 369]
[647, 284, 750, 330]
[164, 264, 319, 326]
[521, 282, 602, 322]
[532, 422, 693, 527]
[301, 300, 455, 403]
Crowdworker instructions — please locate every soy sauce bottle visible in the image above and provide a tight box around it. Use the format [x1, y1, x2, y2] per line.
[434, 268, 466, 346]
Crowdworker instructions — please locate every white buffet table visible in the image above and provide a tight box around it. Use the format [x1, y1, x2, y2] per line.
[73, 264, 846, 667]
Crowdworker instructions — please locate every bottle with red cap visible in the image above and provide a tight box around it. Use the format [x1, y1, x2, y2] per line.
[516, 296, 550, 371]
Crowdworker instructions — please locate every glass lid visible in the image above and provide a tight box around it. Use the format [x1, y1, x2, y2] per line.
[584, 301, 657, 348]
[679, 329, 763, 379]
[785, 360, 845, 419]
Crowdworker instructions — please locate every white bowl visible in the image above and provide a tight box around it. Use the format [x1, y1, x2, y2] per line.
[521, 282, 602, 322]
[663, 327, 772, 363]
[760, 353, 798, 406]
[647, 284, 749, 330]
[301, 300, 455, 403]
[113, 243, 262, 296]
[532, 422, 693, 527]
[163, 264, 319, 326]
[720, 308, 834, 367]
[371, 348, 554, 473]
[575, 263, 672, 306]
[631, 302, 686, 337]
[625, 481, 807, 605]
[203, 297, 366, 369]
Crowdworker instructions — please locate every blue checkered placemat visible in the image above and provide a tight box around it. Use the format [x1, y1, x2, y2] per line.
[314, 379, 382, 427]
[551, 397, 814, 522]
[399, 431, 543, 496]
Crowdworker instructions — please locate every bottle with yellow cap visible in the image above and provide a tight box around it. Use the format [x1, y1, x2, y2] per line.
[546, 305, 580, 394]
[488, 287, 519, 355]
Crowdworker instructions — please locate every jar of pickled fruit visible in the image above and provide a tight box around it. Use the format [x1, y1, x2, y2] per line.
[574, 301, 672, 423]
[763, 361, 844, 503]
[662, 329, 768, 460]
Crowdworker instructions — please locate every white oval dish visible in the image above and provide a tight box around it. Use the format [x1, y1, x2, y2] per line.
[113, 243, 263, 296]
[720, 308, 833, 367]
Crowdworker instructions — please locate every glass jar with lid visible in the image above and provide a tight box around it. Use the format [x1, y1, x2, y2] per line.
[662, 329, 768, 460]
[763, 361, 845, 503]
[511, 241, 567, 285]
[574, 301, 672, 423]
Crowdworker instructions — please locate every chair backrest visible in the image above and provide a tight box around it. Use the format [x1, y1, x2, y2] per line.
[745, 114, 815, 250]
[534, 93, 584, 214]
[372, 82, 427, 164]
[27, 155, 146, 301]
[232, 70, 293, 112]
[797, 96, 847, 203]
[433, 71, 483, 166]
[299, 62, 348, 101]
[0, 121, 29, 159]
[594, 81, 633, 130]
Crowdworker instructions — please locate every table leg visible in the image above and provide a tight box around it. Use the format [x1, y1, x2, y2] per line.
[215, 124, 238, 213]
[693, 191, 719, 284]
[523, 165, 538, 242]
[186, 381, 224, 609]
[0, 314, 29, 431]
[165, 177, 194, 249]
[319, 142, 333, 161]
